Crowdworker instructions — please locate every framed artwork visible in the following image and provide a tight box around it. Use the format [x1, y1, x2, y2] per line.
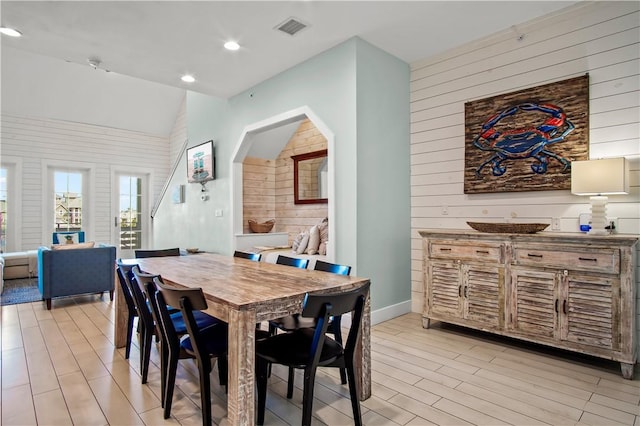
[187, 140, 215, 183]
[464, 74, 589, 194]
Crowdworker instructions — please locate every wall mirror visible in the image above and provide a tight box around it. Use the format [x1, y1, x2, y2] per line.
[292, 149, 328, 204]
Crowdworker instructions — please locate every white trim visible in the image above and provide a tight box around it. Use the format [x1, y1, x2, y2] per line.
[0, 156, 23, 251]
[230, 106, 336, 260]
[340, 300, 413, 329]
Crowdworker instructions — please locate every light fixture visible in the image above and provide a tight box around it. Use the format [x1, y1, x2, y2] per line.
[0, 27, 22, 37]
[181, 74, 195, 83]
[224, 41, 240, 51]
[571, 157, 629, 235]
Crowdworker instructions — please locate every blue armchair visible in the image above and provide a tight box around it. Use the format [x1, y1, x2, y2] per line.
[38, 244, 116, 309]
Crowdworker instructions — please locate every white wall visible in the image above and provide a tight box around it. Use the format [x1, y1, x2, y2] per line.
[409, 1, 639, 346]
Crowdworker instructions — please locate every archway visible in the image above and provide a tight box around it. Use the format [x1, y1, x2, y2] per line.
[230, 106, 335, 260]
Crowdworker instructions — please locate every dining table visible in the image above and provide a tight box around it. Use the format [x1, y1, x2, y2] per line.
[115, 252, 371, 425]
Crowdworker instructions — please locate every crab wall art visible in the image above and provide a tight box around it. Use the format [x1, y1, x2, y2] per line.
[464, 75, 589, 194]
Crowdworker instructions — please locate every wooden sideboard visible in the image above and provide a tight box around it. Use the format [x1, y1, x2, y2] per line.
[419, 229, 638, 379]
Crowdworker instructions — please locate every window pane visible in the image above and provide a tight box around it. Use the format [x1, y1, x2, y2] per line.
[54, 171, 82, 232]
[119, 176, 142, 250]
[0, 168, 7, 253]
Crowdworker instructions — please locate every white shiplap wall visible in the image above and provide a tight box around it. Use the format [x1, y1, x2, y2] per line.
[1, 113, 171, 250]
[410, 1, 640, 347]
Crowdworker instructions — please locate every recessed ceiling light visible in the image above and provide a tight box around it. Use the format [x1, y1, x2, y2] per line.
[0, 27, 22, 37]
[224, 41, 240, 51]
[181, 74, 195, 83]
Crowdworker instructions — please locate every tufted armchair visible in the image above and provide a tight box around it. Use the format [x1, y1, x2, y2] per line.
[38, 243, 116, 309]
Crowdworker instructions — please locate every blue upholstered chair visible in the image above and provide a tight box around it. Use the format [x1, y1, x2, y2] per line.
[38, 243, 116, 309]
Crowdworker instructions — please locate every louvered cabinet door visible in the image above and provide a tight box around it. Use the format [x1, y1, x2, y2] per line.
[560, 273, 619, 350]
[464, 264, 504, 329]
[511, 267, 558, 339]
[427, 261, 463, 318]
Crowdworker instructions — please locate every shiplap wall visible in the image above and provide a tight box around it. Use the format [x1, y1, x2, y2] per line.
[0, 113, 171, 250]
[242, 119, 328, 243]
[169, 96, 187, 165]
[410, 1, 640, 349]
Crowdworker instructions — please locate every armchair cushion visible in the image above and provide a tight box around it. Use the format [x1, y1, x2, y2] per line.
[52, 231, 85, 245]
[38, 243, 116, 309]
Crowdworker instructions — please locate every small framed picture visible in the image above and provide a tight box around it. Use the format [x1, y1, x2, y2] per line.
[187, 140, 215, 183]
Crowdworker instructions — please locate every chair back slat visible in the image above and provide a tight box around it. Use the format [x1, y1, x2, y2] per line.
[233, 251, 262, 261]
[276, 255, 309, 269]
[127, 265, 155, 328]
[314, 260, 351, 276]
[155, 279, 209, 312]
[135, 247, 180, 258]
[116, 260, 136, 312]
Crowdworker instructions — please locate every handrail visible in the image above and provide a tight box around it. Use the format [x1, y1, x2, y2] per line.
[151, 139, 188, 219]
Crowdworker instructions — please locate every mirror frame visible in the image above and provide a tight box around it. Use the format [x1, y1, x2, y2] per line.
[292, 149, 328, 205]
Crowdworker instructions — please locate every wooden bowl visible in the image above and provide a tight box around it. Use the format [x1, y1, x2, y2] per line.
[466, 222, 549, 234]
[248, 219, 275, 233]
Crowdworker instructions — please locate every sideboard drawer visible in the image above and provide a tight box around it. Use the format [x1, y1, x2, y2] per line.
[514, 246, 619, 274]
[430, 241, 502, 262]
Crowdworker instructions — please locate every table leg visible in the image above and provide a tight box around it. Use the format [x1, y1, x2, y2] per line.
[355, 290, 372, 400]
[227, 308, 256, 425]
[114, 274, 127, 348]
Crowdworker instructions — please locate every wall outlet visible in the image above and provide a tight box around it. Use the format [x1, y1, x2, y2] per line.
[441, 205, 448, 215]
[215, 209, 223, 217]
[552, 217, 561, 231]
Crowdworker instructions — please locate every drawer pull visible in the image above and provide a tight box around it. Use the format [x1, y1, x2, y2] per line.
[439, 248, 452, 252]
[458, 285, 462, 297]
[555, 299, 558, 313]
[476, 250, 489, 254]
[578, 257, 597, 262]
[563, 300, 567, 315]
[527, 253, 543, 258]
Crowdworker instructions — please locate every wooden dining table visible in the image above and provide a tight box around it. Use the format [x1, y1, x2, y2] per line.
[115, 253, 371, 425]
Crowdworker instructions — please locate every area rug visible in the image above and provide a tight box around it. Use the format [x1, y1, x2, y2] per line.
[1, 277, 41, 306]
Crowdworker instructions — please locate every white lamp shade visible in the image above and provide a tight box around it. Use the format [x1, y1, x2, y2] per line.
[571, 157, 629, 195]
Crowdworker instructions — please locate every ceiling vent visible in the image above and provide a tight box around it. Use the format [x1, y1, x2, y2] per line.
[275, 17, 308, 36]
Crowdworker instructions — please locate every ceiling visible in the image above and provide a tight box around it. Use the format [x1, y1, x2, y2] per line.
[1, 1, 577, 99]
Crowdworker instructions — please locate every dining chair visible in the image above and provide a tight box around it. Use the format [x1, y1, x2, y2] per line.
[129, 265, 219, 385]
[115, 260, 138, 360]
[275, 254, 309, 269]
[255, 282, 370, 426]
[146, 277, 227, 421]
[269, 260, 352, 397]
[233, 250, 262, 261]
[134, 247, 181, 258]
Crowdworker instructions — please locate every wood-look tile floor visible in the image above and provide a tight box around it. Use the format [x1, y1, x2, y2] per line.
[1, 295, 638, 425]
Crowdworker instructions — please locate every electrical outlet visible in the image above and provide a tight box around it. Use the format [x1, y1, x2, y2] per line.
[215, 209, 223, 217]
[552, 217, 561, 231]
[441, 205, 448, 215]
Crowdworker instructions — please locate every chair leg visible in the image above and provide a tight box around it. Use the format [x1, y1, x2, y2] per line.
[163, 349, 179, 419]
[125, 314, 134, 359]
[109, 290, 114, 301]
[345, 362, 362, 426]
[301, 366, 318, 426]
[197, 360, 212, 426]
[46, 298, 52, 310]
[140, 327, 153, 384]
[331, 319, 348, 385]
[217, 356, 228, 393]
[287, 367, 295, 399]
[256, 357, 269, 425]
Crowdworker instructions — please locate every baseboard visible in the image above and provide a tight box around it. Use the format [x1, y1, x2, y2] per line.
[341, 299, 412, 328]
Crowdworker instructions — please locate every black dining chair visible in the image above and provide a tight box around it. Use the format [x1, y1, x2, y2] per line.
[275, 254, 309, 269]
[256, 282, 370, 426]
[115, 260, 138, 360]
[129, 265, 219, 385]
[269, 260, 352, 397]
[134, 247, 181, 258]
[233, 250, 262, 261]
[146, 277, 227, 422]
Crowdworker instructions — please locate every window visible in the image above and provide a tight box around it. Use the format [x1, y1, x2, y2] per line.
[119, 175, 142, 250]
[54, 171, 83, 232]
[0, 168, 7, 253]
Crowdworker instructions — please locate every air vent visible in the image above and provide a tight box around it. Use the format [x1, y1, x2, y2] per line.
[275, 17, 308, 36]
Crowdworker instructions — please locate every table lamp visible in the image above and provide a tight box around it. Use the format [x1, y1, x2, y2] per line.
[571, 157, 629, 235]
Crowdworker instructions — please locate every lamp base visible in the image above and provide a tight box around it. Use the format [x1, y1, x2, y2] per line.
[588, 195, 608, 235]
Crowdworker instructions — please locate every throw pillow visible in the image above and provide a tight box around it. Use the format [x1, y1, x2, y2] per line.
[52, 241, 95, 250]
[307, 225, 320, 255]
[292, 231, 306, 252]
[295, 232, 310, 254]
[54, 232, 80, 245]
[318, 242, 327, 256]
[317, 218, 329, 244]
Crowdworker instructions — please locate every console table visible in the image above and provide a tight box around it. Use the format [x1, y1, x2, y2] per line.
[419, 229, 638, 379]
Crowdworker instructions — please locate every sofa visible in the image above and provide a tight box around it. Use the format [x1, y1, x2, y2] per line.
[38, 243, 116, 309]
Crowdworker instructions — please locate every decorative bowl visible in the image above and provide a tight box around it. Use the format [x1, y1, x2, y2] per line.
[249, 219, 275, 233]
[466, 222, 549, 234]
[186, 248, 200, 254]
